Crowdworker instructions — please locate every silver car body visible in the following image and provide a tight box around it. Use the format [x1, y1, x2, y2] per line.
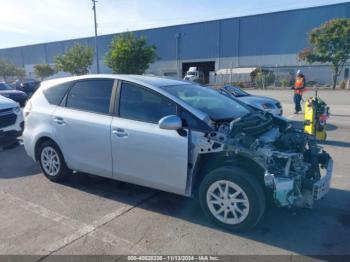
[23, 75, 212, 196]
[23, 75, 332, 208]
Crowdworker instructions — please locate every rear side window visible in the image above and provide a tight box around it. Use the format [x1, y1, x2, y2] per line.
[66, 79, 114, 114]
[43, 83, 71, 105]
[119, 82, 176, 123]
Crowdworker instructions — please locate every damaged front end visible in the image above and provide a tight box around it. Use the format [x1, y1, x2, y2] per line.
[196, 112, 333, 208]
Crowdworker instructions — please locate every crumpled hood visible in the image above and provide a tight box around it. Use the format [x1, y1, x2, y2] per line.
[0, 95, 17, 109]
[237, 95, 279, 106]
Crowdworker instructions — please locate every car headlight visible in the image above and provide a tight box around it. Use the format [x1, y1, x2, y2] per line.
[13, 106, 21, 113]
[262, 103, 275, 109]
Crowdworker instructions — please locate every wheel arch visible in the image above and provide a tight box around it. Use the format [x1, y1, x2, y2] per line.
[191, 153, 265, 196]
[34, 136, 62, 161]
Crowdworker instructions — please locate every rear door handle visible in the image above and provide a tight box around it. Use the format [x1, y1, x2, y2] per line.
[112, 128, 128, 138]
[53, 117, 66, 125]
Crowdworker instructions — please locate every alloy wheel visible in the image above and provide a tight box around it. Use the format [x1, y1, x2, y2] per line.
[40, 146, 61, 177]
[206, 180, 250, 225]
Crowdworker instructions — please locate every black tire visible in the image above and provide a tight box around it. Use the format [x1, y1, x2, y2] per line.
[199, 166, 266, 231]
[38, 140, 70, 182]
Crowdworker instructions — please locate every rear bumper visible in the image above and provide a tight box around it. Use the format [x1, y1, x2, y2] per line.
[22, 127, 36, 160]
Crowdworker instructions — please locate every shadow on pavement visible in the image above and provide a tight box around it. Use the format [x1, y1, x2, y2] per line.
[331, 114, 350, 118]
[326, 123, 338, 131]
[0, 143, 40, 179]
[60, 173, 350, 255]
[320, 140, 350, 148]
[291, 120, 338, 132]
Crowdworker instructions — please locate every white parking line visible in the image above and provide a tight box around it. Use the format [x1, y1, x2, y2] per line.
[0, 191, 148, 255]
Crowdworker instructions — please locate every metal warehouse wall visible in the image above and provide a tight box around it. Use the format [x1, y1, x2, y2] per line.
[0, 2, 349, 70]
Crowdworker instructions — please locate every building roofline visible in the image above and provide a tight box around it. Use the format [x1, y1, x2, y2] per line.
[0, 1, 349, 51]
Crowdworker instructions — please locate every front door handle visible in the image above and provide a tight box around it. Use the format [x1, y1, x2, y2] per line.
[112, 128, 128, 138]
[53, 117, 66, 126]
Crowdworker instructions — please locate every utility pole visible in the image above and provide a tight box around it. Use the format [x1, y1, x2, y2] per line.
[92, 0, 100, 74]
[175, 33, 184, 79]
[175, 33, 180, 78]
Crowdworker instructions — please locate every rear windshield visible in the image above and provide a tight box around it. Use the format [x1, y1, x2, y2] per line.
[161, 84, 250, 121]
[225, 86, 249, 97]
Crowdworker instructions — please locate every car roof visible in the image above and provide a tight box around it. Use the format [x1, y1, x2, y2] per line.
[40, 74, 211, 125]
[41, 74, 190, 88]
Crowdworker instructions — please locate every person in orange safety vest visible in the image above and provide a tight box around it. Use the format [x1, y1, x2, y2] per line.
[293, 70, 305, 114]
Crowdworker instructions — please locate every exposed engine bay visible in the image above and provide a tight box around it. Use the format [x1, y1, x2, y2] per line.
[191, 111, 332, 208]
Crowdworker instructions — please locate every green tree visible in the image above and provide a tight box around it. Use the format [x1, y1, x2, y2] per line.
[250, 67, 275, 89]
[34, 64, 55, 80]
[15, 67, 26, 79]
[55, 43, 93, 75]
[299, 18, 350, 89]
[0, 59, 25, 81]
[105, 33, 158, 74]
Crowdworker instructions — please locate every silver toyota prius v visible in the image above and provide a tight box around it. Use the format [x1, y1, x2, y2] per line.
[23, 75, 333, 231]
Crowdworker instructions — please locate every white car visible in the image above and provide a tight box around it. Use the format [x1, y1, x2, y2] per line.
[23, 75, 332, 231]
[0, 95, 24, 147]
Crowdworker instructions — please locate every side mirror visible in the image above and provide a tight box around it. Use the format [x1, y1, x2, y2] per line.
[158, 115, 182, 130]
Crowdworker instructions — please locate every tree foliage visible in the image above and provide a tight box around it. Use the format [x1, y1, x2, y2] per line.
[34, 64, 55, 80]
[298, 18, 350, 89]
[0, 59, 25, 80]
[250, 67, 275, 89]
[55, 43, 93, 75]
[105, 33, 158, 74]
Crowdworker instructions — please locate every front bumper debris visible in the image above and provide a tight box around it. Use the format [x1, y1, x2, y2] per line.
[313, 158, 333, 200]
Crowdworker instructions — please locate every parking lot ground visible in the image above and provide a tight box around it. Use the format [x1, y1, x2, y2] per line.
[0, 90, 349, 257]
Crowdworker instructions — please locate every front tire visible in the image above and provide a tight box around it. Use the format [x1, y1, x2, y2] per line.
[199, 167, 266, 231]
[38, 141, 70, 182]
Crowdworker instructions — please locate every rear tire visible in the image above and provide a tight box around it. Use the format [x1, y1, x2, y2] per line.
[38, 140, 70, 182]
[199, 166, 266, 231]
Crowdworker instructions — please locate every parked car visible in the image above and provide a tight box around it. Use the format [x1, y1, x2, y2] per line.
[20, 79, 41, 97]
[0, 95, 24, 148]
[219, 85, 283, 116]
[23, 75, 332, 231]
[0, 82, 28, 107]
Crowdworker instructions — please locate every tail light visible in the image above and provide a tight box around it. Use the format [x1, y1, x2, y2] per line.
[24, 100, 32, 117]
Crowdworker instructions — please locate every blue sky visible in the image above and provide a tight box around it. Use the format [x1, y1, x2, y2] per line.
[0, 0, 347, 49]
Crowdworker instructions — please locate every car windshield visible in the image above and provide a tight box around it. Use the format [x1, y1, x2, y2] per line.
[0, 83, 13, 90]
[225, 86, 249, 97]
[186, 72, 197, 76]
[162, 84, 250, 121]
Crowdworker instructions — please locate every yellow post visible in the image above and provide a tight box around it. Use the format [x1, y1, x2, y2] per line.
[304, 97, 327, 141]
[304, 99, 315, 136]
